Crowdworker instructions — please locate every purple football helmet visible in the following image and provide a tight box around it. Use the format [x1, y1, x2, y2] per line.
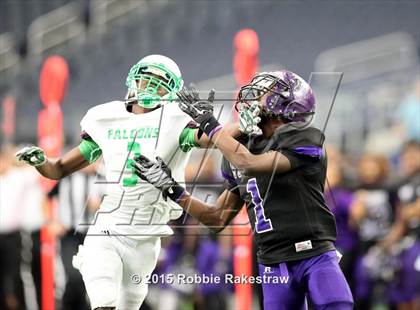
[236, 70, 315, 123]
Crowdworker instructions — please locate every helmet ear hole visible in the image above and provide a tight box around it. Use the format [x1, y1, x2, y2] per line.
[282, 101, 315, 127]
[281, 101, 296, 121]
[284, 111, 295, 120]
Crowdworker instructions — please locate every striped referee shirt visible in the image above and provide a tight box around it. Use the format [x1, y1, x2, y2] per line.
[48, 172, 105, 233]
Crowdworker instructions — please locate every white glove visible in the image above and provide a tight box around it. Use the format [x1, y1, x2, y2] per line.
[239, 101, 262, 135]
[15, 146, 47, 167]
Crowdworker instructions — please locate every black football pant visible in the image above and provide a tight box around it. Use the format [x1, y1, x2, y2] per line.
[0, 231, 25, 310]
[60, 230, 89, 310]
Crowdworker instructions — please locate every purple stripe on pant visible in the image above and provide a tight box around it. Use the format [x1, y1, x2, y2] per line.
[259, 250, 353, 310]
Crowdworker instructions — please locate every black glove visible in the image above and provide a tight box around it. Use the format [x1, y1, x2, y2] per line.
[176, 87, 222, 138]
[132, 155, 186, 202]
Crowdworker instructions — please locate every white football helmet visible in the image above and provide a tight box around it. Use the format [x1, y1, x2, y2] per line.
[125, 54, 184, 109]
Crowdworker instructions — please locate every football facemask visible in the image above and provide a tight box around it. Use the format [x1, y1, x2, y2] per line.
[236, 73, 290, 111]
[125, 56, 183, 109]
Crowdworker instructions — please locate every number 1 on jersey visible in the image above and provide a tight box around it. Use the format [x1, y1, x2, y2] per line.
[123, 141, 141, 187]
[246, 178, 273, 233]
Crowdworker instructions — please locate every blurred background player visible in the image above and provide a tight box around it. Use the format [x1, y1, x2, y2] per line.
[0, 145, 26, 310]
[0, 144, 45, 310]
[324, 145, 359, 293]
[349, 154, 395, 309]
[46, 161, 105, 310]
[15, 54, 218, 310]
[379, 141, 420, 310]
[133, 71, 354, 309]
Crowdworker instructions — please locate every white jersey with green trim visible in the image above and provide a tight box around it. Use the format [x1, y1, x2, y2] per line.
[80, 101, 192, 239]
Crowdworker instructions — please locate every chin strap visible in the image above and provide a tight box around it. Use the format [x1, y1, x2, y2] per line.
[261, 109, 314, 121]
[282, 110, 315, 120]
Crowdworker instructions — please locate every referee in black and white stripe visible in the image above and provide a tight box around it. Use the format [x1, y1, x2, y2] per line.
[47, 162, 105, 310]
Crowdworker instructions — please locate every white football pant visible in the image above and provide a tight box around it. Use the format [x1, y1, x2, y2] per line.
[76, 227, 161, 310]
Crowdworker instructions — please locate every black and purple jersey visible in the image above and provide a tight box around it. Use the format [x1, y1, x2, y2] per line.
[397, 174, 420, 237]
[221, 125, 337, 264]
[325, 188, 358, 252]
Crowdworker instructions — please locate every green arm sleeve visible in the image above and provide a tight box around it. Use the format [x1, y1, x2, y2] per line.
[179, 127, 200, 152]
[78, 139, 102, 163]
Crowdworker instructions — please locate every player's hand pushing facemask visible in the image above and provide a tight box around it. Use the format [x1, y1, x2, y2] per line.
[15, 146, 47, 167]
[177, 87, 222, 139]
[132, 155, 186, 202]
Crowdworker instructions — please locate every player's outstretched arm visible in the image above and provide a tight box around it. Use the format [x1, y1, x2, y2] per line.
[211, 128, 291, 174]
[16, 145, 91, 180]
[191, 122, 241, 149]
[132, 155, 244, 233]
[177, 189, 244, 233]
[176, 87, 291, 174]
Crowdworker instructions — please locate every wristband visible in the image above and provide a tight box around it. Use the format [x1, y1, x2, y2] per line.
[197, 114, 222, 139]
[163, 182, 187, 202]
